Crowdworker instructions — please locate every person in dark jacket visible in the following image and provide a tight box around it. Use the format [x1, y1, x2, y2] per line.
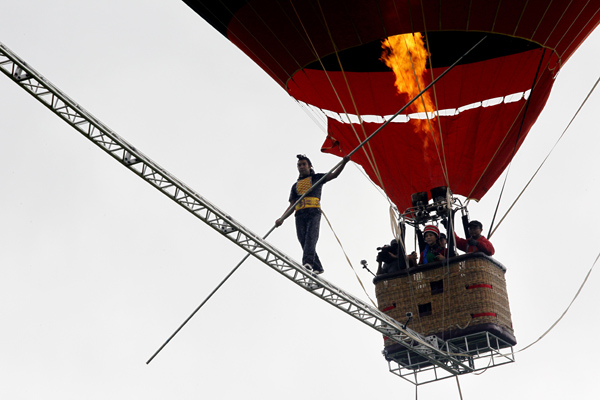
[439, 232, 447, 249]
[275, 154, 350, 274]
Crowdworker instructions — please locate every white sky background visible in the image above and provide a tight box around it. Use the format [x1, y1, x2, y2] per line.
[1, 1, 599, 399]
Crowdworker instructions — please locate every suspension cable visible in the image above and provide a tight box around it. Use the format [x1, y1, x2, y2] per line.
[489, 73, 600, 238]
[290, 1, 386, 187]
[487, 48, 547, 236]
[491, 249, 600, 360]
[321, 210, 377, 307]
[517, 251, 599, 353]
[419, 6, 451, 188]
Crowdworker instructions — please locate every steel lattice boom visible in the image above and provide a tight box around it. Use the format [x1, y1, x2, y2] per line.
[0, 41, 499, 383]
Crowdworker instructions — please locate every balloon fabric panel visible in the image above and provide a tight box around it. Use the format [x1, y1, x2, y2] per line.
[184, 0, 600, 208]
[322, 64, 555, 211]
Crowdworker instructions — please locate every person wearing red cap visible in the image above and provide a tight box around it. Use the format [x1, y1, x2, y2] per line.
[418, 225, 448, 264]
[454, 220, 495, 256]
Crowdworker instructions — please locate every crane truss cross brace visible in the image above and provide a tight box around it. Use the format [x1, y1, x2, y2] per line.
[1, 42, 491, 383]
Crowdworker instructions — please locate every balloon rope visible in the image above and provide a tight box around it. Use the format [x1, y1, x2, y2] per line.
[467, 4, 600, 204]
[315, 1, 388, 191]
[419, 5, 452, 188]
[321, 210, 377, 307]
[540, 3, 597, 50]
[487, 48, 547, 237]
[147, 14, 483, 366]
[278, 41, 488, 226]
[199, 3, 295, 90]
[517, 251, 600, 353]
[480, 250, 600, 362]
[293, 2, 486, 207]
[390, 208, 425, 333]
[463, 50, 553, 202]
[289, 0, 385, 189]
[398, 34, 450, 187]
[488, 74, 600, 238]
[455, 376, 464, 400]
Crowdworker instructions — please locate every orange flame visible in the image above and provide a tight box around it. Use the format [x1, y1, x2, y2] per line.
[380, 33, 437, 133]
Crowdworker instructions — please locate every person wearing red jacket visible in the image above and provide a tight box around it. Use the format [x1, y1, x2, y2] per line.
[454, 220, 495, 256]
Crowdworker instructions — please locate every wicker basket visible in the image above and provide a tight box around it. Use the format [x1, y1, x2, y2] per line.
[374, 253, 516, 349]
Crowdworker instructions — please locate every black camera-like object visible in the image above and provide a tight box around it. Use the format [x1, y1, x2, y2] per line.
[376, 242, 399, 264]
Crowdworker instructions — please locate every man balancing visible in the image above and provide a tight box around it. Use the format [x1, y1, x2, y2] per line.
[275, 154, 350, 274]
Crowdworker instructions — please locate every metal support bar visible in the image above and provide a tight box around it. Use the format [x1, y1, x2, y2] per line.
[0, 41, 474, 377]
[387, 331, 515, 385]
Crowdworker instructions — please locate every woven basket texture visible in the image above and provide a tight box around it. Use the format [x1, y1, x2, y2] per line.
[375, 257, 513, 347]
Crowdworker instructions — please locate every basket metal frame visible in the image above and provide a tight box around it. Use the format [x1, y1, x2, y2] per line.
[386, 331, 515, 385]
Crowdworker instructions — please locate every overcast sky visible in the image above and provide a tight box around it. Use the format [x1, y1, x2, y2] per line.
[1, 1, 599, 399]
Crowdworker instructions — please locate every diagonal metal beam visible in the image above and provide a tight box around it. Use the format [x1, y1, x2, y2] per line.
[0, 41, 474, 377]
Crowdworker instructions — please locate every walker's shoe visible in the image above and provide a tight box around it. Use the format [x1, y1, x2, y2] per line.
[312, 267, 324, 275]
[303, 263, 313, 271]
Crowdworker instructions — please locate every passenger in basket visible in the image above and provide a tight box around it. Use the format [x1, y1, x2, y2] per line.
[407, 251, 418, 268]
[454, 220, 495, 256]
[375, 237, 414, 275]
[439, 233, 447, 249]
[418, 225, 448, 264]
[376, 239, 400, 275]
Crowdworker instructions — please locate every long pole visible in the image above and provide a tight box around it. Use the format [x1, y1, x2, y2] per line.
[146, 227, 275, 365]
[146, 35, 487, 364]
[279, 35, 487, 224]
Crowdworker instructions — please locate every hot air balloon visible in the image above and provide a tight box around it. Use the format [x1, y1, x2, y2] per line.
[1, 0, 600, 395]
[183, 0, 600, 381]
[184, 0, 600, 211]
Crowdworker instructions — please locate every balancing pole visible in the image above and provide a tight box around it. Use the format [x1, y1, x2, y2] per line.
[146, 35, 487, 364]
[146, 228, 273, 365]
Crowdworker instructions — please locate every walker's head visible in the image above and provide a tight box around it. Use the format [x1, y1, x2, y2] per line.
[296, 154, 312, 167]
[296, 154, 314, 176]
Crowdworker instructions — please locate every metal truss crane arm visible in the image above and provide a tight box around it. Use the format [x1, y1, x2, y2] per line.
[0, 42, 473, 377]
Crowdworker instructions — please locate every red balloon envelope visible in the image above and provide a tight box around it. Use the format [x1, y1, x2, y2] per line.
[184, 0, 600, 211]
